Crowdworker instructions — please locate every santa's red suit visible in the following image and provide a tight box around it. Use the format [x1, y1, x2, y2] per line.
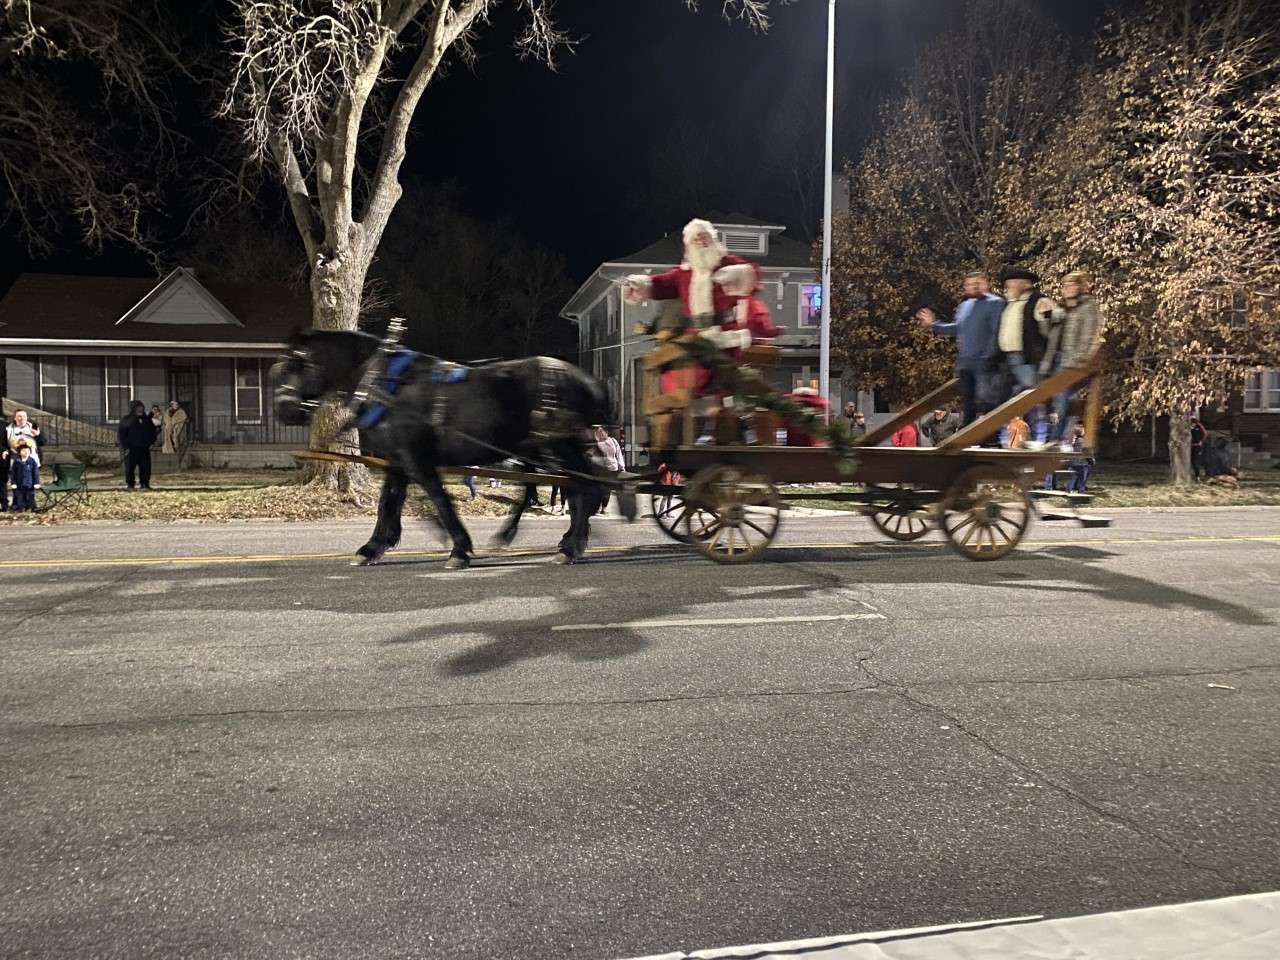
[625, 218, 774, 393]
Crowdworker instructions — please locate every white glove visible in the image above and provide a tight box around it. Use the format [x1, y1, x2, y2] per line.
[623, 275, 653, 304]
[712, 264, 757, 296]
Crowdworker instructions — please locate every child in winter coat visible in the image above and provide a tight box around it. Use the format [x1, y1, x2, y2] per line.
[9, 442, 40, 512]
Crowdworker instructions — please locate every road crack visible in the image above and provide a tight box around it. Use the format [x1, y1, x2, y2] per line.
[855, 654, 1237, 887]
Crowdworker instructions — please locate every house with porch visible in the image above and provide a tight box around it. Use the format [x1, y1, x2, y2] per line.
[0, 268, 312, 467]
[562, 214, 863, 464]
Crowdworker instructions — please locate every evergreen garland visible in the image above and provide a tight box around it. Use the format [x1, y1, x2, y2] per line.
[666, 336, 860, 476]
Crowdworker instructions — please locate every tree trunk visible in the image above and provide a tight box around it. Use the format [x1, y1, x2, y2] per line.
[1168, 410, 1193, 486]
[301, 248, 372, 498]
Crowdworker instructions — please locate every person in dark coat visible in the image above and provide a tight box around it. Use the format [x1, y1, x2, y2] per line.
[8, 441, 41, 512]
[1189, 416, 1208, 481]
[118, 400, 158, 490]
[919, 408, 960, 446]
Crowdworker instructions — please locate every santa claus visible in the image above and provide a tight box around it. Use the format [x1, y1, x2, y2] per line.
[624, 218, 773, 352]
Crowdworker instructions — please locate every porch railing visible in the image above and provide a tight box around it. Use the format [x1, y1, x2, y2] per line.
[24, 412, 311, 448]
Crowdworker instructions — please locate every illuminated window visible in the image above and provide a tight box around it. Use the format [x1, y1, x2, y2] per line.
[798, 284, 822, 328]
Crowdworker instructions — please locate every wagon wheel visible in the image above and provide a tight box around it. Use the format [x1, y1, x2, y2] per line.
[939, 465, 1031, 561]
[682, 465, 782, 564]
[649, 491, 718, 544]
[864, 484, 934, 542]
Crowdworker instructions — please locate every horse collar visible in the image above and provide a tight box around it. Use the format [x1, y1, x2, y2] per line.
[356, 349, 419, 430]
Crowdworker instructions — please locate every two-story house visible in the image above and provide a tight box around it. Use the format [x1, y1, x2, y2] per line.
[562, 215, 848, 463]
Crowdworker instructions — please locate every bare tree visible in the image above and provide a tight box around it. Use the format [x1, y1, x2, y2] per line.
[220, 0, 789, 491]
[0, 0, 188, 257]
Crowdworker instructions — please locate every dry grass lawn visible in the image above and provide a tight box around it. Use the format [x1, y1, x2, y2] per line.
[6, 466, 542, 524]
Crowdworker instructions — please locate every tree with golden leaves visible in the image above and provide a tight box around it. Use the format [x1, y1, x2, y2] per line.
[831, 0, 1072, 408]
[1029, 0, 1280, 483]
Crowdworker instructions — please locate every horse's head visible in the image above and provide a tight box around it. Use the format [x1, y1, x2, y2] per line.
[271, 332, 326, 425]
[272, 329, 378, 425]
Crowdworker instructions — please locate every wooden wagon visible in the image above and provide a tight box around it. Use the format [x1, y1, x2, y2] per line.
[642, 356, 1110, 564]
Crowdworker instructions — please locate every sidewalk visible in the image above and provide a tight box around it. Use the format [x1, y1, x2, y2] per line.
[621, 891, 1280, 960]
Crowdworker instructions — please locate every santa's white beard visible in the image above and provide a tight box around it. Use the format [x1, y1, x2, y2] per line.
[686, 243, 725, 317]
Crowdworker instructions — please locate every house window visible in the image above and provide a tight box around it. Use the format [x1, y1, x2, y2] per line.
[1244, 370, 1280, 412]
[798, 284, 823, 328]
[103, 358, 134, 420]
[38, 356, 69, 416]
[234, 359, 263, 424]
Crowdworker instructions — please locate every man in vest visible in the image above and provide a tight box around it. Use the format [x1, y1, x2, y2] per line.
[996, 267, 1055, 443]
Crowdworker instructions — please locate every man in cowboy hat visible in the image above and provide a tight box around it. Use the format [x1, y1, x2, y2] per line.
[996, 266, 1055, 441]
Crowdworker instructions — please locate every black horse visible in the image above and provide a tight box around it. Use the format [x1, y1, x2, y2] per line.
[272, 329, 620, 569]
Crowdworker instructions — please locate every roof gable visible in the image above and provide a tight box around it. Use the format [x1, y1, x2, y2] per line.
[116, 268, 243, 327]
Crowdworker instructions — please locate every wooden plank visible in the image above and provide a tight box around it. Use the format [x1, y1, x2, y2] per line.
[857, 379, 960, 448]
[937, 363, 1100, 452]
[1083, 370, 1104, 452]
[291, 449, 589, 488]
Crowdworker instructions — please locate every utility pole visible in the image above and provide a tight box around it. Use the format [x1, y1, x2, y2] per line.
[819, 0, 836, 413]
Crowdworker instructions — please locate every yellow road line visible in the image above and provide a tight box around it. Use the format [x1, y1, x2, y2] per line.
[3, 533, 1279, 571]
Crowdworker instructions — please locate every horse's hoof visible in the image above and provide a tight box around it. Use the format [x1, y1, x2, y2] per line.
[550, 552, 575, 565]
[445, 555, 470, 571]
[352, 552, 382, 567]
[617, 491, 638, 522]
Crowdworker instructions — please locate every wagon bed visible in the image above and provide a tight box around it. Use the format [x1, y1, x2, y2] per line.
[646, 358, 1110, 564]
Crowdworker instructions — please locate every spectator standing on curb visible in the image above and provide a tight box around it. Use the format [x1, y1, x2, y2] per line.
[891, 420, 920, 447]
[920, 408, 960, 447]
[149, 405, 164, 447]
[118, 400, 158, 491]
[1189, 415, 1208, 481]
[841, 405, 867, 441]
[1067, 425, 1093, 493]
[461, 473, 477, 501]
[8, 441, 40, 512]
[162, 401, 190, 463]
[7, 409, 42, 465]
[593, 425, 623, 515]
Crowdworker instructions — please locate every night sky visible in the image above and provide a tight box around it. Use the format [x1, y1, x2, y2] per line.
[1, 0, 1118, 289]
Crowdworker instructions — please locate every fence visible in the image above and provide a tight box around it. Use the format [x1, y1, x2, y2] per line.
[27, 412, 310, 448]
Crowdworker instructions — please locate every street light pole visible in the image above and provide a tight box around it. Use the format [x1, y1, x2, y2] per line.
[819, 0, 835, 412]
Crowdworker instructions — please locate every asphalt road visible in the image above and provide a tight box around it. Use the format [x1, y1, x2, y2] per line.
[2, 508, 1279, 959]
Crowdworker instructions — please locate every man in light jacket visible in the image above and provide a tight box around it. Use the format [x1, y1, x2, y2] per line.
[917, 271, 1004, 426]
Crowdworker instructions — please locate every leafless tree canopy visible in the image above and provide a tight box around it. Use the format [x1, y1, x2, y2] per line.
[0, 0, 187, 256]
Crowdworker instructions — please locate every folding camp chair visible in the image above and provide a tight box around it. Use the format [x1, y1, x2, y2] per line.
[39, 462, 90, 510]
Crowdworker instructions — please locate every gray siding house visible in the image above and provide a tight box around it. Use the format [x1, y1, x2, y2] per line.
[0, 268, 311, 464]
[561, 215, 850, 463]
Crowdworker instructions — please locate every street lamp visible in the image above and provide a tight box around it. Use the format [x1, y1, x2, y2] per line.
[819, 0, 836, 413]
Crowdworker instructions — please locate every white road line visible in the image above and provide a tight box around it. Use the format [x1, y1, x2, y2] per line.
[551, 613, 886, 633]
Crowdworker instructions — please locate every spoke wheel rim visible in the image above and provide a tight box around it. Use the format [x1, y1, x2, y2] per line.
[650, 492, 718, 544]
[940, 466, 1030, 561]
[865, 484, 935, 542]
[682, 466, 781, 564]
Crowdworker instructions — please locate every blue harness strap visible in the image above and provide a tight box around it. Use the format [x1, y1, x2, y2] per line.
[357, 349, 421, 430]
